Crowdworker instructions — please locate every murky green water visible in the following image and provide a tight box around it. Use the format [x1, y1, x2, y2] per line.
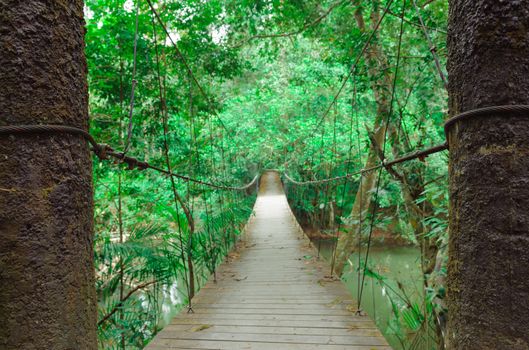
[316, 240, 430, 350]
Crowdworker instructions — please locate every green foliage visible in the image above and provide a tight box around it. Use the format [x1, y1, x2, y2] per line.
[85, 0, 449, 348]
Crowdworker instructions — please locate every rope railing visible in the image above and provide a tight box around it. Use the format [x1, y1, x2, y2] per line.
[283, 142, 448, 186]
[284, 104, 529, 186]
[0, 124, 258, 191]
[79, 1, 529, 344]
[284, 103, 529, 317]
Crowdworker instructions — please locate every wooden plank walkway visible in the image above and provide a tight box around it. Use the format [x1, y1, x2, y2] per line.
[146, 171, 390, 350]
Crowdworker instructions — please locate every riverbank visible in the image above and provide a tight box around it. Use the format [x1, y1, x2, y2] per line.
[313, 239, 435, 350]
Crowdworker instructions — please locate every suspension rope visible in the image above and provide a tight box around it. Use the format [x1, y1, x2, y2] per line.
[330, 73, 360, 276]
[187, 71, 197, 219]
[444, 104, 529, 139]
[192, 129, 213, 283]
[152, 16, 193, 311]
[117, 41, 127, 350]
[201, 185, 217, 281]
[395, 61, 429, 144]
[283, 142, 447, 185]
[122, 3, 141, 156]
[356, 174, 364, 307]
[0, 122, 444, 188]
[217, 131, 230, 253]
[0, 124, 258, 191]
[284, 0, 396, 164]
[358, 0, 408, 308]
[185, 69, 199, 312]
[352, 82, 364, 303]
[410, 0, 448, 88]
[204, 108, 220, 281]
[145, 0, 231, 135]
[316, 123, 327, 256]
[221, 133, 239, 249]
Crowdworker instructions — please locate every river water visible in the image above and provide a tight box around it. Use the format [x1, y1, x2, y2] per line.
[317, 240, 427, 350]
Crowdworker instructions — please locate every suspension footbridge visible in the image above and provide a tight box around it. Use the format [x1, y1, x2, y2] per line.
[146, 171, 389, 350]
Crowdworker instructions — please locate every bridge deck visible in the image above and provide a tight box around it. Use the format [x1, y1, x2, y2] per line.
[146, 171, 390, 350]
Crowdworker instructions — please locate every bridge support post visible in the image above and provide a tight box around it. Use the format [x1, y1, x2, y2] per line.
[0, 1, 97, 349]
[446, 1, 529, 348]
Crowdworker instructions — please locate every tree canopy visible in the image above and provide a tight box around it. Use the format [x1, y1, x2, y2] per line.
[84, 0, 450, 348]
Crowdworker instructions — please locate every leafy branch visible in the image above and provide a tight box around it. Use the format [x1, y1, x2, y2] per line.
[231, 0, 347, 47]
[97, 280, 158, 327]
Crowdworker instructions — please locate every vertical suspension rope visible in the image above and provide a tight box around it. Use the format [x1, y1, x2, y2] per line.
[358, 0, 407, 307]
[217, 131, 230, 255]
[220, 131, 238, 250]
[202, 186, 217, 282]
[411, 0, 447, 88]
[151, 13, 193, 312]
[352, 76, 364, 307]
[307, 129, 318, 231]
[326, 100, 338, 267]
[122, 3, 140, 155]
[117, 38, 126, 350]
[330, 71, 358, 276]
[356, 174, 364, 309]
[317, 123, 326, 256]
[203, 114, 218, 282]
[396, 62, 428, 143]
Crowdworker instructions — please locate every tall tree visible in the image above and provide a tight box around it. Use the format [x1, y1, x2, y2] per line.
[333, 1, 394, 277]
[0, 1, 96, 349]
[446, 1, 529, 348]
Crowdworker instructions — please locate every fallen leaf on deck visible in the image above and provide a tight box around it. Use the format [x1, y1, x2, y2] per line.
[325, 298, 342, 307]
[190, 324, 212, 332]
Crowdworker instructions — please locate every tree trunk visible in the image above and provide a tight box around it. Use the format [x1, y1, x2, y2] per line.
[0, 1, 96, 349]
[333, 3, 392, 276]
[446, 1, 529, 348]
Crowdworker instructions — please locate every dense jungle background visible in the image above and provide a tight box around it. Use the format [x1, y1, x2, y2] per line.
[85, 0, 449, 348]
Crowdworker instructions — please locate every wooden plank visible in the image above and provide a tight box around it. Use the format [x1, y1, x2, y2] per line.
[169, 318, 376, 329]
[172, 313, 367, 322]
[148, 339, 392, 350]
[186, 308, 355, 316]
[164, 324, 380, 335]
[156, 331, 388, 346]
[190, 301, 353, 306]
[193, 298, 353, 304]
[145, 172, 389, 350]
